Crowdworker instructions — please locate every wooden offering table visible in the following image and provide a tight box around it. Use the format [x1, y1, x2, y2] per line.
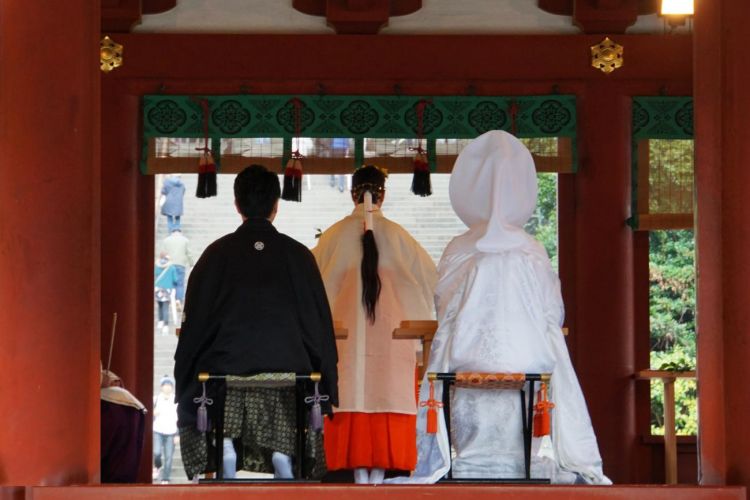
[333, 320, 348, 340]
[636, 369, 696, 484]
[392, 320, 438, 378]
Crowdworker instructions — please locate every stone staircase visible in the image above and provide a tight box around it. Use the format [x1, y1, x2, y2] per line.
[152, 172, 466, 483]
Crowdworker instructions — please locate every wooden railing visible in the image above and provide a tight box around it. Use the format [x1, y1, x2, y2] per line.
[636, 369, 696, 484]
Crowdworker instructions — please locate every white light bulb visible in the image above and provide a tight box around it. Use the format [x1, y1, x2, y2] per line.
[661, 0, 694, 15]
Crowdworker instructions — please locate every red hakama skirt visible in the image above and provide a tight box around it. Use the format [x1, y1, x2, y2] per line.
[323, 412, 417, 471]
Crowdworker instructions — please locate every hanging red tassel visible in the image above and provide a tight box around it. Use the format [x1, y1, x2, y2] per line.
[533, 382, 555, 437]
[196, 151, 217, 198]
[281, 156, 303, 202]
[411, 150, 432, 197]
[194, 98, 217, 198]
[420, 379, 443, 434]
[410, 99, 432, 197]
[508, 100, 520, 136]
[281, 97, 304, 202]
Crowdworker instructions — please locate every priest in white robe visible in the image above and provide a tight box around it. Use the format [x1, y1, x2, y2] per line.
[312, 165, 437, 484]
[395, 130, 610, 485]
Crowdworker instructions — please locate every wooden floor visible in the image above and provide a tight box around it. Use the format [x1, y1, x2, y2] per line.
[30, 484, 747, 500]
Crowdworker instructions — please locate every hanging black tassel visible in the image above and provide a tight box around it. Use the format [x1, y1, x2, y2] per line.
[196, 152, 217, 198]
[281, 157, 303, 202]
[411, 151, 432, 197]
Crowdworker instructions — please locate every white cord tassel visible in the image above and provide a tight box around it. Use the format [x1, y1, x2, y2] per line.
[364, 191, 374, 231]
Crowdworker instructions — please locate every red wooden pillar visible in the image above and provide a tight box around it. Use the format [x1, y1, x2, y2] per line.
[100, 79, 155, 483]
[574, 85, 636, 483]
[0, 0, 101, 486]
[694, 0, 750, 487]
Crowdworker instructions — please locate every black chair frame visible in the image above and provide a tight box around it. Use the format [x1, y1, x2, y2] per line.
[432, 372, 551, 484]
[197, 372, 320, 483]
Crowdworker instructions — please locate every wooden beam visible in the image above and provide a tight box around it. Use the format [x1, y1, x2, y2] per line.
[101, 0, 141, 32]
[292, 0, 422, 34]
[573, 0, 639, 33]
[105, 34, 692, 83]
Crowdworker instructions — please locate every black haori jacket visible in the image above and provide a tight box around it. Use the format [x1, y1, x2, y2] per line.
[174, 217, 338, 426]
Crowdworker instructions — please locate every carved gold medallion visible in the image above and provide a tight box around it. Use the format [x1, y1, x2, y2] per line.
[100, 36, 123, 73]
[591, 37, 623, 74]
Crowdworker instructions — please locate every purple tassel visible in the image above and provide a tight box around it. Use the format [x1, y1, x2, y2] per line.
[197, 405, 208, 433]
[193, 381, 213, 433]
[311, 402, 322, 432]
[304, 381, 329, 433]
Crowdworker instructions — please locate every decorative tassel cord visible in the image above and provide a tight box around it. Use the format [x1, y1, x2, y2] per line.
[193, 381, 214, 433]
[303, 381, 330, 432]
[364, 191, 373, 231]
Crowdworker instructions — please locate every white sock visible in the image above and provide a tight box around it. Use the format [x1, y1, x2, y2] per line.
[369, 468, 385, 484]
[222, 438, 237, 479]
[272, 451, 294, 479]
[353, 468, 369, 484]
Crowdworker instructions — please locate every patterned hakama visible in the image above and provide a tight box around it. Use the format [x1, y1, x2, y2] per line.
[179, 385, 325, 480]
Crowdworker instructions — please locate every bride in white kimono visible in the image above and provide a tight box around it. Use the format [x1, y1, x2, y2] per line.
[392, 130, 610, 484]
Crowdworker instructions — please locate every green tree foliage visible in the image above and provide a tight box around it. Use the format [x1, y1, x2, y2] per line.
[649, 348, 698, 436]
[649, 229, 697, 435]
[525, 173, 558, 270]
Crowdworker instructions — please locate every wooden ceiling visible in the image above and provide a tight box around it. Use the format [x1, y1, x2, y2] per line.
[102, 0, 660, 35]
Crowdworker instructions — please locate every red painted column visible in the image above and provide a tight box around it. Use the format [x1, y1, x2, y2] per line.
[0, 0, 100, 486]
[574, 84, 636, 483]
[695, 0, 750, 488]
[693, 0, 726, 485]
[100, 79, 155, 483]
[632, 231, 654, 482]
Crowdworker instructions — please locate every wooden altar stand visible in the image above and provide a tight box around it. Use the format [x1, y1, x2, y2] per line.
[333, 321, 348, 340]
[392, 322, 568, 378]
[392, 320, 437, 378]
[636, 369, 697, 484]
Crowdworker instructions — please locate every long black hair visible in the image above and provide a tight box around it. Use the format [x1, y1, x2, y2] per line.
[351, 166, 386, 324]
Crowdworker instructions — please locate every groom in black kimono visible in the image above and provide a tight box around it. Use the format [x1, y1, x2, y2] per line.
[174, 164, 338, 480]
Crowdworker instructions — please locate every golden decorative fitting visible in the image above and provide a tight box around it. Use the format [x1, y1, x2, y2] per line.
[198, 372, 209, 382]
[100, 36, 123, 73]
[591, 37, 623, 74]
[310, 372, 322, 382]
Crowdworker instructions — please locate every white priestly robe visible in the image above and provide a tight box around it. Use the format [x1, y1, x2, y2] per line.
[390, 130, 610, 484]
[312, 207, 437, 414]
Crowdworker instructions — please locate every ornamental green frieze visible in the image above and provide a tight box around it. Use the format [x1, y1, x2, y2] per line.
[142, 94, 577, 172]
[632, 96, 693, 140]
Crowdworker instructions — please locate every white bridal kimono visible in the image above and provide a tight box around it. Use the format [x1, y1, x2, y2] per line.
[392, 130, 610, 484]
[312, 207, 437, 415]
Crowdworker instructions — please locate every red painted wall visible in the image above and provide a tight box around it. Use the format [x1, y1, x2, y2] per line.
[694, 0, 750, 487]
[100, 80, 155, 482]
[0, 0, 101, 486]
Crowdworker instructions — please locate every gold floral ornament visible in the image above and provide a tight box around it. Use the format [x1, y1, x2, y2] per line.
[591, 37, 623, 74]
[100, 36, 123, 73]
